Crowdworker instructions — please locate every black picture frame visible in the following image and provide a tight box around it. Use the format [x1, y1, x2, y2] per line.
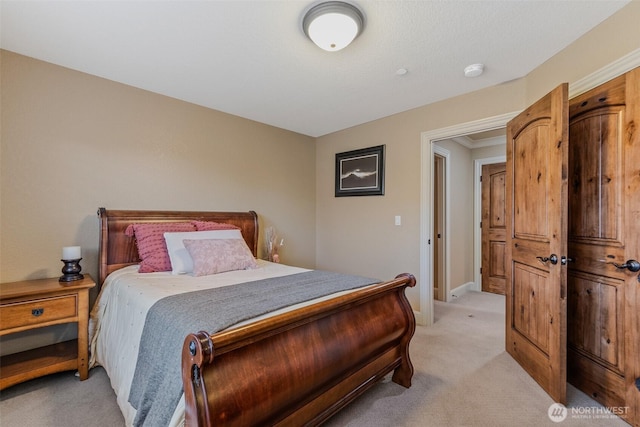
[335, 145, 385, 197]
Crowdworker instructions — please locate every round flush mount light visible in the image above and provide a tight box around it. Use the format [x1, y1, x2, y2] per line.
[464, 63, 484, 78]
[303, 1, 365, 52]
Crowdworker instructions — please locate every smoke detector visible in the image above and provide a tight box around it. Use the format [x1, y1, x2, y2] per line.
[464, 63, 484, 78]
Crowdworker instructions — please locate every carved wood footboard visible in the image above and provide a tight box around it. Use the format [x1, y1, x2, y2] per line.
[182, 273, 416, 426]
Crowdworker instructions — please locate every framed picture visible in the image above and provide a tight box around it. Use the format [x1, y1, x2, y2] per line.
[335, 145, 385, 197]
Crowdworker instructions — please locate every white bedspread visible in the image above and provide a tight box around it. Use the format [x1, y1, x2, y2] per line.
[89, 260, 310, 427]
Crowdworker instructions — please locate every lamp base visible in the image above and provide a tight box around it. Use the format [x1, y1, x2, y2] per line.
[59, 273, 85, 282]
[59, 258, 85, 282]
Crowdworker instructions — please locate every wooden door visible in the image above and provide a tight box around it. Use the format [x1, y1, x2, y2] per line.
[567, 68, 639, 426]
[433, 154, 446, 301]
[506, 84, 569, 404]
[482, 162, 507, 295]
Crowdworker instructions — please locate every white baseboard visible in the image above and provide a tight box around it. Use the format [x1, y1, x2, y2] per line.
[449, 282, 476, 300]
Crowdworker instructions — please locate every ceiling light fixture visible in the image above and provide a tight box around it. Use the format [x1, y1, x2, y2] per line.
[464, 63, 484, 78]
[303, 1, 364, 52]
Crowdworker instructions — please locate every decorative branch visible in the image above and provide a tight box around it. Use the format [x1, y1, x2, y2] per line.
[265, 226, 284, 263]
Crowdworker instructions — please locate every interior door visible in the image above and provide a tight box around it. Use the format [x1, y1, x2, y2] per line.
[505, 83, 568, 404]
[567, 67, 639, 426]
[482, 162, 506, 295]
[433, 154, 446, 301]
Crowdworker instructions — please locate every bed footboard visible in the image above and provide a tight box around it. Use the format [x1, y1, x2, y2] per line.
[182, 273, 416, 426]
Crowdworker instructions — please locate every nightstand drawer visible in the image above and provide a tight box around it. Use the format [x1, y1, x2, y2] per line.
[0, 295, 78, 331]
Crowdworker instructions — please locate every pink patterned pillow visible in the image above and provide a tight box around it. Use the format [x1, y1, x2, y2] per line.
[125, 222, 196, 273]
[183, 238, 257, 276]
[191, 221, 239, 231]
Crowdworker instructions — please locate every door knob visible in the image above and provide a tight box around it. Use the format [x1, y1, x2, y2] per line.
[536, 254, 558, 265]
[561, 256, 574, 265]
[607, 259, 640, 272]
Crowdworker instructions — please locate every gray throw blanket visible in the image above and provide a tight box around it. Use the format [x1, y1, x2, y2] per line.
[128, 270, 379, 427]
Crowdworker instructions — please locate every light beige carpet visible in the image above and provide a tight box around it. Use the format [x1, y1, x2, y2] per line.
[0, 290, 628, 426]
[326, 291, 628, 426]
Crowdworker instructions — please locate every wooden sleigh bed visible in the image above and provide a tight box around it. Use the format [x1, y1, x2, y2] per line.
[96, 208, 416, 426]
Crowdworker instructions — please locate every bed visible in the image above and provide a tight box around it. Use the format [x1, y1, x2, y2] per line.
[92, 208, 416, 426]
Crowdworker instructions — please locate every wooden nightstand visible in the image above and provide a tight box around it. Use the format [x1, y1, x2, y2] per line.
[0, 275, 96, 390]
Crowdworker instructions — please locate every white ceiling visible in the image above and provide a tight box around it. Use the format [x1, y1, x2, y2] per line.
[0, 0, 630, 137]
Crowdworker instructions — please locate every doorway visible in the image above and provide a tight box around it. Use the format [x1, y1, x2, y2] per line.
[474, 155, 507, 290]
[433, 151, 447, 301]
[420, 113, 517, 326]
[432, 138, 506, 303]
[420, 52, 636, 327]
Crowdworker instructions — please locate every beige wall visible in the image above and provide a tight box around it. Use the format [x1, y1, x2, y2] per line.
[315, 78, 525, 311]
[471, 144, 506, 162]
[315, 1, 639, 314]
[0, 50, 317, 286]
[526, 0, 640, 103]
[1, 50, 317, 353]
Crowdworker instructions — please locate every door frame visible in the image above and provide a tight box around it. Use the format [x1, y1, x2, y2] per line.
[418, 48, 640, 326]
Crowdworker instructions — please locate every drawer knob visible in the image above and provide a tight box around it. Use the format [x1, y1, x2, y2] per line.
[32, 308, 44, 317]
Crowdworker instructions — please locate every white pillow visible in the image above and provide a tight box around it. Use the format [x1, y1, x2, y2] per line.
[164, 229, 243, 274]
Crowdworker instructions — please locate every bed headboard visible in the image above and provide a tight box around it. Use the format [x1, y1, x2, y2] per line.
[97, 208, 259, 287]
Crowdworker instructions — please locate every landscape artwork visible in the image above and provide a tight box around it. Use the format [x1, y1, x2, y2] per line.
[335, 145, 385, 197]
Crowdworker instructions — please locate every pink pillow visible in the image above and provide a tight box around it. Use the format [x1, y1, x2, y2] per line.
[183, 238, 257, 276]
[192, 220, 239, 231]
[125, 222, 196, 273]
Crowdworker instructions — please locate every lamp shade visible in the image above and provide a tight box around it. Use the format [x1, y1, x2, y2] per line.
[303, 1, 364, 52]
